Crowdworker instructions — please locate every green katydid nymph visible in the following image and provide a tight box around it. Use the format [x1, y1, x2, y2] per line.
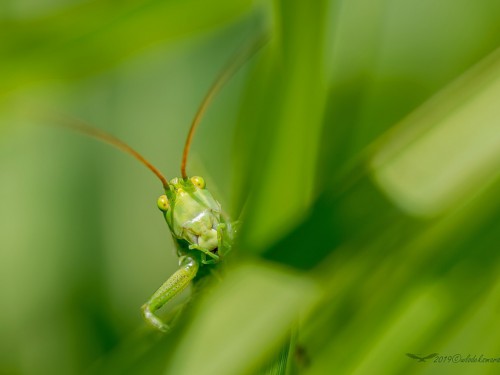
[57, 37, 265, 332]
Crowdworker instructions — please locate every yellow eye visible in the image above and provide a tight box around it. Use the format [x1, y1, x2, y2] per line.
[191, 176, 205, 189]
[157, 195, 169, 211]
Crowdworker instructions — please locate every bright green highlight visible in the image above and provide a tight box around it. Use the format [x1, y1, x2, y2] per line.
[166, 263, 319, 375]
[372, 48, 500, 217]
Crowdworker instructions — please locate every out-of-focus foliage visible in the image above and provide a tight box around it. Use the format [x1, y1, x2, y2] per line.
[1, 0, 500, 374]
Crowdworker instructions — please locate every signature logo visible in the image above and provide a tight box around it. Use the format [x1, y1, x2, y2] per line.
[406, 353, 438, 362]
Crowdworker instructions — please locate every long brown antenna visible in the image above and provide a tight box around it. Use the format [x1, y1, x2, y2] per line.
[49, 113, 170, 191]
[180, 34, 269, 179]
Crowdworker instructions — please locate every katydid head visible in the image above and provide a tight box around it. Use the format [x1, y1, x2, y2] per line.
[157, 176, 222, 255]
[157, 176, 205, 209]
[55, 115, 227, 265]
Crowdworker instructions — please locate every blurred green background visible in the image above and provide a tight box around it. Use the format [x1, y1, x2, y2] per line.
[1, 0, 500, 374]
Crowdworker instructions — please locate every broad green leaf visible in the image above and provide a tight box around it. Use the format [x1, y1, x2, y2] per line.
[165, 262, 319, 375]
[301, 173, 500, 375]
[234, 0, 328, 251]
[372, 48, 500, 217]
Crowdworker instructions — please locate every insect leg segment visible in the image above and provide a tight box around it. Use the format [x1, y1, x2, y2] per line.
[178, 227, 219, 264]
[188, 245, 219, 264]
[141, 255, 199, 332]
[216, 222, 231, 251]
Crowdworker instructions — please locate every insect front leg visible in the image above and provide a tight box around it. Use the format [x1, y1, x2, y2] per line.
[188, 245, 219, 264]
[141, 255, 199, 332]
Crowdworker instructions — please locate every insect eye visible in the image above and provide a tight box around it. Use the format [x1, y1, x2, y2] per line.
[191, 176, 205, 189]
[157, 195, 169, 211]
